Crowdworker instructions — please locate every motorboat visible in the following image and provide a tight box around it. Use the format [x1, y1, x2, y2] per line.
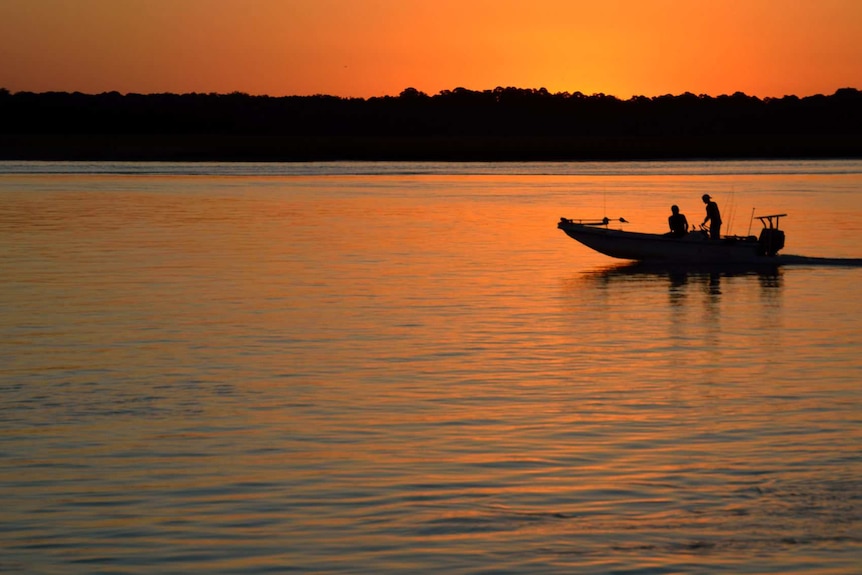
[557, 214, 787, 264]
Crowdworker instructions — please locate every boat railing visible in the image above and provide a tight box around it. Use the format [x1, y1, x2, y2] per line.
[559, 217, 629, 227]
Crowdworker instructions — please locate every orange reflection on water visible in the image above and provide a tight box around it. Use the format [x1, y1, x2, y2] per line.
[2, 168, 861, 573]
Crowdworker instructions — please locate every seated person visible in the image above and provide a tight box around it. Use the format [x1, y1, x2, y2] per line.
[666, 205, 689, 237]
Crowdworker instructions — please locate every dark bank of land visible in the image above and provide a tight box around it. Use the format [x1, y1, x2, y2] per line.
[1, 87, 861, 161]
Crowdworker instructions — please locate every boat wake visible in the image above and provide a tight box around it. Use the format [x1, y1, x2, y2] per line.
[777, 255, 862, 267]
[582, 255, 862, 281]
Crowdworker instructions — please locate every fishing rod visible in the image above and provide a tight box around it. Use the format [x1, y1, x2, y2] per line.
[725, 186, 737, 235]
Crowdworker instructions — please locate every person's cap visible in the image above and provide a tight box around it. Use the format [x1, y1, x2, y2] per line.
[702, 194, 711, 200]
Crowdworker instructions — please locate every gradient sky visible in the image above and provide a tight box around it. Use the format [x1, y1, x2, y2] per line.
[1, 0, 860, 99]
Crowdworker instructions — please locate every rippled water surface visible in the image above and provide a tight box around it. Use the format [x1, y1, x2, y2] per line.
[1, 161, 861, 574]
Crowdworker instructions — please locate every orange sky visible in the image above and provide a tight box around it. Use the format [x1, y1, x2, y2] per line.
[1, 0, 860, 99]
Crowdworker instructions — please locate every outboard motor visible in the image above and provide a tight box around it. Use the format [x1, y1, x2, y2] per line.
[757, 227, 785, 256]
[754, 213, 787, 256]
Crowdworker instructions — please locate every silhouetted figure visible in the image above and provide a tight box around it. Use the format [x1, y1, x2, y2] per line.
[666, 205, 689, 237]
[701, 194, 722, 240]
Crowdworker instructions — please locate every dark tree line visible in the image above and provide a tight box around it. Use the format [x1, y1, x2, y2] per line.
[1, 86, 860, 160]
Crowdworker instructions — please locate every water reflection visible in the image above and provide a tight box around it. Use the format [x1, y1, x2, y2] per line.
[581, 261, 783, 297]
[560, 261, 785, 339]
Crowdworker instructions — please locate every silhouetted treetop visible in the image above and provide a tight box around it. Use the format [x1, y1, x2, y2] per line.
[1, 87, 860, 160]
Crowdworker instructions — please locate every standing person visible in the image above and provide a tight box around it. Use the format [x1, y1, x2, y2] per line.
[666, 205, 688, 237]
[701, 194, 722, 240]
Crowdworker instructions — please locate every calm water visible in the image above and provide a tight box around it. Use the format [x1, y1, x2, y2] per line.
[1, 160, 861, 574]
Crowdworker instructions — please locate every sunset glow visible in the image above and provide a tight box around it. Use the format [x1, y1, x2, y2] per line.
[1, 0, 860, 99]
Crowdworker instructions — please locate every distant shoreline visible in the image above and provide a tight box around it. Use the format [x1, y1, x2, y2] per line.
[2, 88, 860, 161]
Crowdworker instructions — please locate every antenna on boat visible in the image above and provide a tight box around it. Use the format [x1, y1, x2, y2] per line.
[747, 207, 756, 236]
[602, 188, 607, 220]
